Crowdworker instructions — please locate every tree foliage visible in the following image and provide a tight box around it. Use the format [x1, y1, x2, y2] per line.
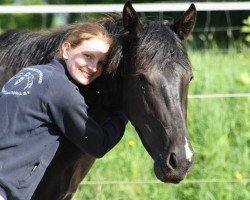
[241, 16, 250, 42]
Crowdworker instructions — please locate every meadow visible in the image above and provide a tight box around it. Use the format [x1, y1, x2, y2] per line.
[73, 49, 250, 200]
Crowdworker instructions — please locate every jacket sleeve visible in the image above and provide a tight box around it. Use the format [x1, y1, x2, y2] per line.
[46, 79, 128, 158]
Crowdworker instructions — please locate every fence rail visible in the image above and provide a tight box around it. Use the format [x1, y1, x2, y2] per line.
[0, 2, 250, 14]
[188, 93, 250, 99]
[80, 178, 250, 185]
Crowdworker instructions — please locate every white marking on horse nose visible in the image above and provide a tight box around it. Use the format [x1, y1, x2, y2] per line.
[184, 137, 193, 162]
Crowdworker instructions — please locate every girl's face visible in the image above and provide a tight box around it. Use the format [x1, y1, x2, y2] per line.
[62, 38, 110, 85]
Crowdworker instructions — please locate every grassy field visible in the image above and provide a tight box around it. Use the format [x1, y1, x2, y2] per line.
[73, 50, 250, 200]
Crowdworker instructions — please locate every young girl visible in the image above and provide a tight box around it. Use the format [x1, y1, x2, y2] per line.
[0, 22, 127, 200]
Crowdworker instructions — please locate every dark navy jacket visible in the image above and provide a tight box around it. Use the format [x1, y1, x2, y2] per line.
[0, 59, 127, 200]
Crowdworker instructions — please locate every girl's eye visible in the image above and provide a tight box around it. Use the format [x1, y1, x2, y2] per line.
[83, 54, 92, 61]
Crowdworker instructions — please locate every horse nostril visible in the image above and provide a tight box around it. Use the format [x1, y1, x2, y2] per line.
[168, 153, 178, 170]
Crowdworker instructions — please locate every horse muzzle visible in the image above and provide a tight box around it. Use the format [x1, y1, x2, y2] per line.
[154, 146, 194, 183]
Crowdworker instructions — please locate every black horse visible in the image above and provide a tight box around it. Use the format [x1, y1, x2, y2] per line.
[0, 2, 197, 200]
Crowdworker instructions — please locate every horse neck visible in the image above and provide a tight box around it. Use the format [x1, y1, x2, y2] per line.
[79, 74, 123, 125]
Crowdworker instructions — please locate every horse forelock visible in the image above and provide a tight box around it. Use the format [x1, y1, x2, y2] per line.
[103, 19, 124, 77]
[132, 20, 191, 73]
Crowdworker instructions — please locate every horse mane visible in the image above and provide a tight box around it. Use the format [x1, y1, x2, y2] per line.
[101, 18, 124, 77]
[1, 29, 62, 72]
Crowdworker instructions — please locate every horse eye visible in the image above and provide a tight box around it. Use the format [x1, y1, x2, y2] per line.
[138, 74, 147, 82]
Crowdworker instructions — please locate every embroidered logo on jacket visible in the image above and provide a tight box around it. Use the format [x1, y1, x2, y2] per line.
[2, 68, 43, 96]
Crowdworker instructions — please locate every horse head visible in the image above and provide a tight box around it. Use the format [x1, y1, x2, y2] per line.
[117, 1, 197, 183]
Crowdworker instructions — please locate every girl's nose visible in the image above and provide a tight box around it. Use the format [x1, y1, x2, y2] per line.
[88, 61, 98, 72]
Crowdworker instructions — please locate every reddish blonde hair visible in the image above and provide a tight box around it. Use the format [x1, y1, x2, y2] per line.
[57, 22, 112, 57]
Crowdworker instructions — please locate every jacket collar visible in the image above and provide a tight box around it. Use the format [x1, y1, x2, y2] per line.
[50, 59, 80, 87]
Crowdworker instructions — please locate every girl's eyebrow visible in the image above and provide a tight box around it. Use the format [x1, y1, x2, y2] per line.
[82, 50, 94, 55]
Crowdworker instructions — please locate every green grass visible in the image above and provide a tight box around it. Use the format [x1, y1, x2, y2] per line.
[73, 50, 250, 200]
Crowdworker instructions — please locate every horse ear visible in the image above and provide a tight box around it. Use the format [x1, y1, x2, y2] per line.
[123, 1, 143, 36]
[172, 4, 197, 40]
